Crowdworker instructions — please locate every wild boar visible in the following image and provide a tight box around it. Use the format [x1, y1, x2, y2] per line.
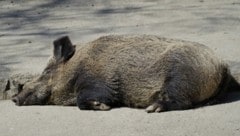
[12, 35, 231, 113]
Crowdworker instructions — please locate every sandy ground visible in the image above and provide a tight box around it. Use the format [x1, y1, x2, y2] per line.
[0, 0, 240, 136]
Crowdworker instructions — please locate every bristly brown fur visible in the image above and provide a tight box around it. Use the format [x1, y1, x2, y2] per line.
[12, 35, 231, 112]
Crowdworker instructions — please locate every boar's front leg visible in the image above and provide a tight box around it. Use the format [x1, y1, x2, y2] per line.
[77, 82, 119, 111]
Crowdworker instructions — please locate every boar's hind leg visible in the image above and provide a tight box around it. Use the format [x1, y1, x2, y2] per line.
[145, 99, 192, 113]
[146, 81, 193, 113]
[77, 83, 120, 111]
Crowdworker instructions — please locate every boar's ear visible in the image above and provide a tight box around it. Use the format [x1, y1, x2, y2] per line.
[53, 36, 76, 62]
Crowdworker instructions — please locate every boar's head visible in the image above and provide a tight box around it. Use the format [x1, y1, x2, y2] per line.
[12, 36, 76, 106]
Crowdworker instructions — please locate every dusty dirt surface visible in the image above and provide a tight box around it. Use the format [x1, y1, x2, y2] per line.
[0, 0, 240, 136]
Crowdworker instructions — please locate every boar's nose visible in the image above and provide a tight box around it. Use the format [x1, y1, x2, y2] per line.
[12, 97, 21, 106]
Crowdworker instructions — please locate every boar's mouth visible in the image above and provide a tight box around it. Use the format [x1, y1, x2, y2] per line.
[12, 87, 51, 106]
[12, 92, 33, 106]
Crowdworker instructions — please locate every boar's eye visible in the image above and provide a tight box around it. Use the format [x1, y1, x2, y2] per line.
[42, 63, 56, 74]
[37, 68, 52, 81]
[42, 69, 51, 75]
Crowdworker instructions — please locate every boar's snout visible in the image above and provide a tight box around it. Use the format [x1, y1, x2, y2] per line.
[12, 91, 33, 106]
[12, 97, 20, 106]
[11, 82, 51, 106]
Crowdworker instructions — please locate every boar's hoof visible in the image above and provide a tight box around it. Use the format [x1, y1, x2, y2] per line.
[145, 102, 165, 113]
[78, 100, 111, 111]
[92, 101, 111, 111]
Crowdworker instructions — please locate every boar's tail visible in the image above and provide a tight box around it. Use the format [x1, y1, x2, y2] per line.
[201, 67, 239, 106]
[227, 61, 240, 92]
[220, 73, 240, 104]
[227, 74, 240, 92]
